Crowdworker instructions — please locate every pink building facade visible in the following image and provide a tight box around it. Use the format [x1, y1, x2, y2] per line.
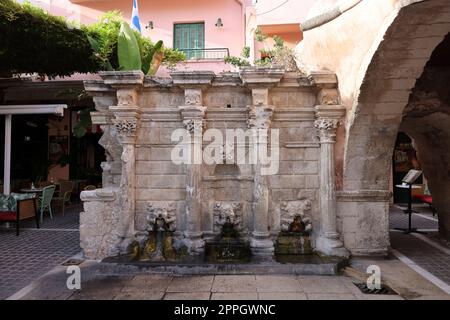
[22, 0, 316, 74]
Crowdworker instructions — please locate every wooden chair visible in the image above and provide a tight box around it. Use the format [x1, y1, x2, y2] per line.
[0, 193, 39, 236]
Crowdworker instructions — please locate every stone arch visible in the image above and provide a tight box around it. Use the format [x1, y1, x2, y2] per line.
[296, 0, 450, 255]
[399, 32, 450, 240]
[339, 0, 450, 253]
[343, 0, 450, 192]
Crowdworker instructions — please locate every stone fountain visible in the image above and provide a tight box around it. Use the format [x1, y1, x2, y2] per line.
[80, 68, 350, 273]
[275, 200, 313, 258]
[205, 202, 250, 263]
[130, 202, 177, 262]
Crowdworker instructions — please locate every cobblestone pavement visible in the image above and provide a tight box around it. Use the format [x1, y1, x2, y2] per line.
[389, 204, 450, 288]
[390, 204, 438, 231]
[0, 205, 81, 299]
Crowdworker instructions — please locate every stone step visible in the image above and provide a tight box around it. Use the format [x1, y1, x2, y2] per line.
[99, 255, 347, 276]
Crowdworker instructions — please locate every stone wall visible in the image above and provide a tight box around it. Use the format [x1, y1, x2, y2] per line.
[296, 0, 450, 254]
[80, 68, 349, 260]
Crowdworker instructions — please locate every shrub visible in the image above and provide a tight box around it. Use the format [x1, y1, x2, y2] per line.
[0, 1, 185, 77]
[0, 0, 99, 77]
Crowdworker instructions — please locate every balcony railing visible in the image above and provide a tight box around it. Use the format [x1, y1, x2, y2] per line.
[178, 48, 230, 60]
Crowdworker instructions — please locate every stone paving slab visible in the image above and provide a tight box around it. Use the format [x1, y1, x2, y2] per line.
[14, 256, 448, 300]
[305, 293, 355, 300]
[211, 292, 259, 300]
[258, 292, 307, 300]
[4, 205, 450, 301]
[167, 276, 214, 292]
[349, 257, 449, 299]
[163, 292, 212, 300]
[297, 275, 352, 294]
[212, 275, 257, 293]
[255, 275, 303, 292]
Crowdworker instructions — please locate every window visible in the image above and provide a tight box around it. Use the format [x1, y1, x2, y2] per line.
[173, 23, 205, 59]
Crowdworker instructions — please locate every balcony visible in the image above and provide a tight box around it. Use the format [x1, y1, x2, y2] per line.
[178, 48, 230, 60]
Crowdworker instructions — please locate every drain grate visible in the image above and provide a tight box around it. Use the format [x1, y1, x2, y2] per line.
[61, 258, 84, 266]
[353, 282, 397, 295]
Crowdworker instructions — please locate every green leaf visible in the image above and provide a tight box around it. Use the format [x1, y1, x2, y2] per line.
[153, 40, 163, 53]
[117, 21, 141, 71]
[87, 34, 100, 52]
[73, 109, 93, 138]
[73, 124, 87, 138]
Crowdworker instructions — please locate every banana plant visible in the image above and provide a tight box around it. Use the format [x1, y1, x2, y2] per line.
[86, 35, 114, 71]
[117, 21, 141, 70]
[147, 40, 164, 76]
[141, 40, 164, 75]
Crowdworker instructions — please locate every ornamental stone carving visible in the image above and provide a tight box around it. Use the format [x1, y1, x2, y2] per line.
[247, 105, 274, 129]
[252, 89, 268, 106]
[184, 89, 203, 106]
[280, 200, 313, 233]
[213, 202, 243, 233]
[113, 119, 137, 135]
[117, 89, 137, 106]
[318, 89, 340, 105]
[314, 118, 339, 131]
[183, 118, 204, 133]
[146, 202, 177, 232]
[98, 125, 122, 162]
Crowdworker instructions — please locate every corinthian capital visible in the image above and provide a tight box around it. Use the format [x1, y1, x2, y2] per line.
[183, 118, 204, 133]
[314, 118, 340, 143]
[314, 118, 339, 131]
[113, 119, 137, 135]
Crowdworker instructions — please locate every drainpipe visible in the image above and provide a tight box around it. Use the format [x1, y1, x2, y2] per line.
[300, 0, 363, 32]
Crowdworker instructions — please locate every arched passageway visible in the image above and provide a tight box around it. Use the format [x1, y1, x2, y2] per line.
[297, 0, 450, 255]
[399, 32, 450, 240]
[342, 0, 450, 254]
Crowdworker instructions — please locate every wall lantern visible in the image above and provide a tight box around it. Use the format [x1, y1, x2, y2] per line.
[145, 21, 154, 29]
[215, 18, 223, 27]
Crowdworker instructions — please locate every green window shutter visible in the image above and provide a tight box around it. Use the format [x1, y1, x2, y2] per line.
[174, 23, 205, 59]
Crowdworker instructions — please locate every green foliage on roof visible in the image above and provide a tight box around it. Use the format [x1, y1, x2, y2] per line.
[0, 0, 98, 77]
[0, 1, 185, 78]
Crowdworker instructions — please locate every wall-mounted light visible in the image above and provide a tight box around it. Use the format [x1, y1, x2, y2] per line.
[215, 18, 223, 27]
[145, 21, 154, 29]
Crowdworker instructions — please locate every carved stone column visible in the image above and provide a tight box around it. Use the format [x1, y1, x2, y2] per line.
[240, 67, 284, 260]
[248, 100, 275, 258]
[172, 71, 214, 254]
[314, 104, 348, 257]
[180, 102, 206, 254]
[100, 71, 143, 253]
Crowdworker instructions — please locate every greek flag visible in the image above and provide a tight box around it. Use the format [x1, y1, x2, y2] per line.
[131, 0, 141, 33]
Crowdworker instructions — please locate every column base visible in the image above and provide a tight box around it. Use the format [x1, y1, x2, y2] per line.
[250, 232, 274, 261]
[183, 232, 205, 255]
[316, 235, 350, 258]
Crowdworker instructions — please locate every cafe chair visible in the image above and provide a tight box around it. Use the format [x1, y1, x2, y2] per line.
[52, 181, 74, 216]
[0, 193, 39, 236]
[39, 185, 56, 223]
